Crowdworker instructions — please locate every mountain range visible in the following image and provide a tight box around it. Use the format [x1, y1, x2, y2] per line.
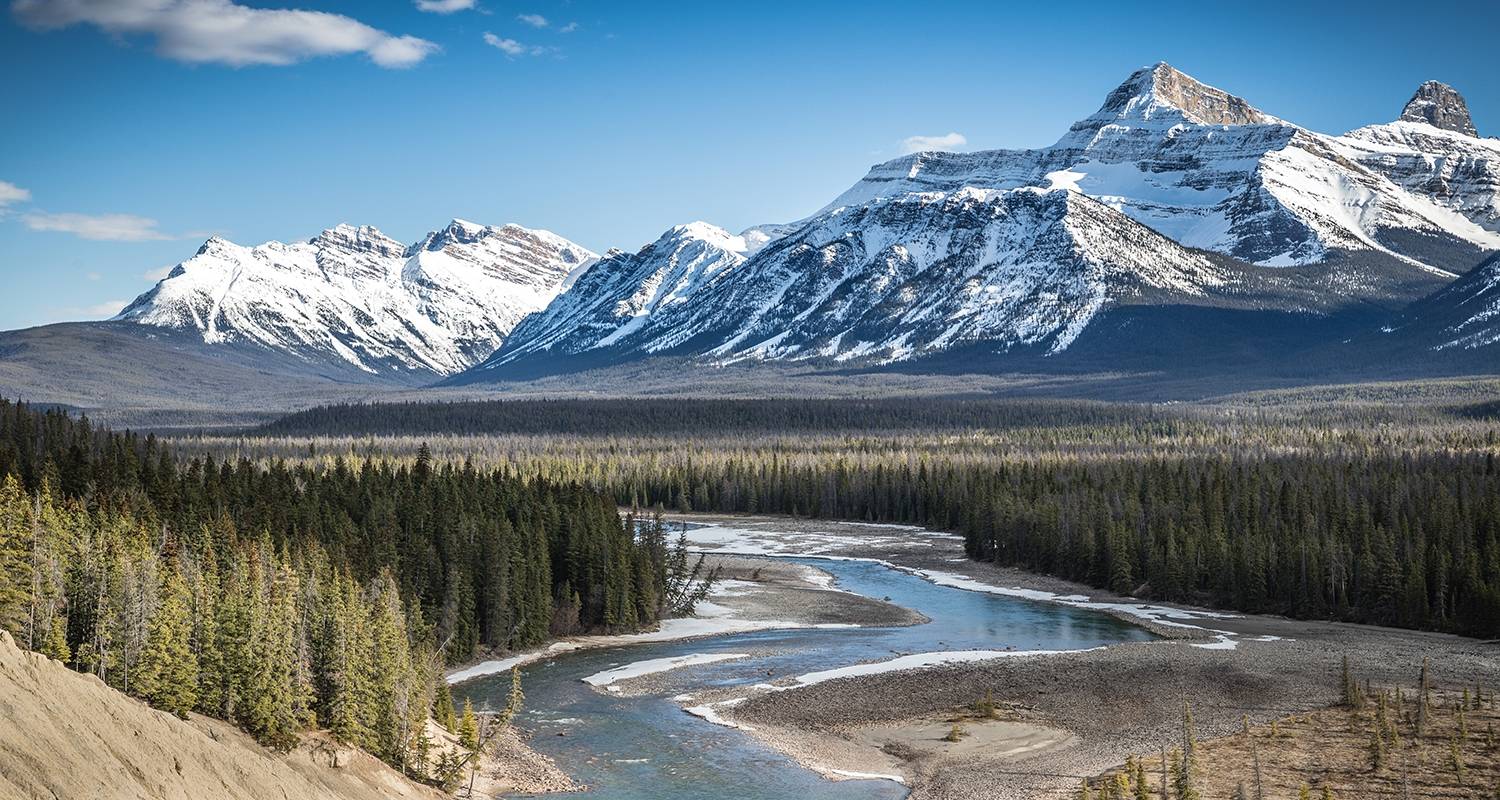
[2, 62, 1498, 412]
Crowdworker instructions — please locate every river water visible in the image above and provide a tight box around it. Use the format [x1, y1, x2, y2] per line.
[453, 557, 1153, 799]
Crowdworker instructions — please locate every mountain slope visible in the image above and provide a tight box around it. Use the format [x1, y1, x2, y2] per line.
[1380, 253, 1500, 355]
[1338, 85, 1500, 240]
[457, 188, 1272, 379]
[116, 219, 596, 377]
[471, 222, 750, 373]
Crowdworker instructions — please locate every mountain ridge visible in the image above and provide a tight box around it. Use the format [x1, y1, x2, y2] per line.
[462, 63, 1495, 383]
[114, 219, 597, 377]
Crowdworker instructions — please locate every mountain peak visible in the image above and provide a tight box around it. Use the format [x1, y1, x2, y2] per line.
[1099, 62, 1272, 126]
[1399, 80, 1477, 137]
[309, 224, 405, 258]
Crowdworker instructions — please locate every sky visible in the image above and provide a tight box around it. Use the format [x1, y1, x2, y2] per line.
[0, 0, 1497, 330]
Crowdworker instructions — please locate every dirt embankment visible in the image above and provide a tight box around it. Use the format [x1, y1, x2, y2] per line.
[0, 629, 568, 800]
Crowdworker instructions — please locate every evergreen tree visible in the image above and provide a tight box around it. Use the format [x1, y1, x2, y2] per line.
[457, 698, 479, 751]
[134, 562, 198, 718]
[433, 681, 457, 731]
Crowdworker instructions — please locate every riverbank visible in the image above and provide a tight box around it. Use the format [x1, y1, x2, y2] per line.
[447, 556, 923, 686]
[663, 514, 1500, 800]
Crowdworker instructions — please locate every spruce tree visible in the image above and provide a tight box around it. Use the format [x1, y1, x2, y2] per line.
[433, 681, 457, 731]
[134, 563, 198, 718]
[458, 697, 479, 751]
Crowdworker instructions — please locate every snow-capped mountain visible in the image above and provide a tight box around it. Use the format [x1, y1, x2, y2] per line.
[822, 63, 1499, 271]
[460, 188, 1248, 378]
[1339, 83, 1499, 239]
[480, 222, 750, 368]
[462, 63, 1496, 380]
[115, 220, 596, 377]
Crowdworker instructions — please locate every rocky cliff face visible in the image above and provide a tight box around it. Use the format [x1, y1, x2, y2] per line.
[116, 220, 596, 376]
[1399, 80, 1479, 137]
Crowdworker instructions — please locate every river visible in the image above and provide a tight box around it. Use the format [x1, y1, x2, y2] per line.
[453, 556, 1153, 799]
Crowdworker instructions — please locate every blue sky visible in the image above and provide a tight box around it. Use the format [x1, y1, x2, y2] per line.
[1, 0, 1496, 330]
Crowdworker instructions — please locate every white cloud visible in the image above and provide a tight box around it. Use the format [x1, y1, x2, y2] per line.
[12, 0, 439, 68]
[144, 264, 177, 281]
[483, 32, 548, 58]
[22, 212, 174, 242]
[0, 180, 31, 209]
[413, 0, 475, 12]
[559, 22, 578, 33]
[77, 299, 130, 319]
[900, 132, 967, 154]
[516, 13, 548, 28]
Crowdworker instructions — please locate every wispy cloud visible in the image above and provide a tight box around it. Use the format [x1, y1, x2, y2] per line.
[483, 32, 549, 58]
[57, 299, 132, 320]
[414, 0, 476, 13]
[12, 0, 439, 68]
[22, 212, 174, 242]
[144, 264, 178, 281]
[0, 180, 31, 211]
[900, 132, 967, 154]
[516, 13, 548, 28]
[559, 21, 578, 33]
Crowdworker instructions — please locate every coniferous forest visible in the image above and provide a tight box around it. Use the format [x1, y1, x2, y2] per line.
[196, 397, 1500, 640]
[0, 399, 688, 776]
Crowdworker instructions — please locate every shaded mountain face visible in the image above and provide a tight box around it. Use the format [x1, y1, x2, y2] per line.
[115, 220, 596, 377]
[1385, 253, 1500, 353]
[464, 63, 1494, 382]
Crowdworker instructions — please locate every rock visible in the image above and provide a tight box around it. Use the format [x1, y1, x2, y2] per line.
[1400, 80, 1479, 137]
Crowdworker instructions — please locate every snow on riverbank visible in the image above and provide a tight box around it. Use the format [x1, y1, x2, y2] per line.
[785, 648, 1102, 688]
[447, 566, 856, 685]
[584, 653, 749, 688]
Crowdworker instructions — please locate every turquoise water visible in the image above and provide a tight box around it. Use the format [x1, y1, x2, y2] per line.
[454, 557, 1153, 799]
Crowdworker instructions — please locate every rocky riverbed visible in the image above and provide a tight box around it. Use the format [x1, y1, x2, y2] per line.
[662, 514, 1500, 800]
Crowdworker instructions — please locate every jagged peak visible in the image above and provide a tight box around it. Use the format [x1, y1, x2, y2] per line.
[309, 223, 405, 259]
[1399, 80, 1477, 137]
[1097, 62, 1274, 126]
[659, 221, 747, 253]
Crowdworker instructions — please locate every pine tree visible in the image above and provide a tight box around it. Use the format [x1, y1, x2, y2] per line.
[0, 476, 34, 642]
[40, 615, 69, 662]
[324, 572, 369, 746]
[1341, 655, 1364, 708]
[458, 697, 479, 751]
[433, 681, 457, 731]
[240, 560, 304, 751]
[134, 563, 198, 718]
[1417, 657, 1431, 737]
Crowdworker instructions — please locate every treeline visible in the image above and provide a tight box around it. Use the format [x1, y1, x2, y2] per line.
[0, 399, 687, 774]
[255, 397, 1169, 438]
[544, 446, 1500, 638]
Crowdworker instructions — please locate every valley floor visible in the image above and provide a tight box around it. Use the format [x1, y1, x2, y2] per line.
[656, 515, 1500, 800]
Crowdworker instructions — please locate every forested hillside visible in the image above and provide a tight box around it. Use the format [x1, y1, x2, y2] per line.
[0, 399, 682, 777]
